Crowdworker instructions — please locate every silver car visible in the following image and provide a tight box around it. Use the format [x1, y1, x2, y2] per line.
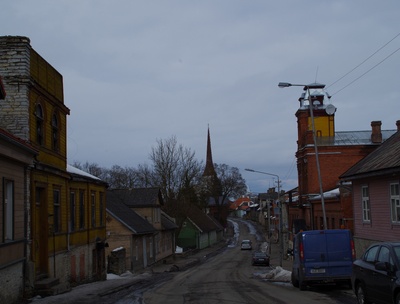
[241, 240, 252, 250]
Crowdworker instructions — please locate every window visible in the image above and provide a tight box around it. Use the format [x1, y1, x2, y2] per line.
[35, 104, 44, 145]
[362, 186, 370, 222]
[70, 191, 76, 232]
[91, 192, 96, 228]
[364, 245, 379, 263]
[79, 190, 85, 229]
[4, 179, 14, 241]
[99, 192, 104, 226]
[390, 183, 400, 223]
[51, 113, 59, 151]
[53, 189, 61, 233]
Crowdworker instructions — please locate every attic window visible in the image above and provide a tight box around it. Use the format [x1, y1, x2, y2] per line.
[183, 221, 187, 227]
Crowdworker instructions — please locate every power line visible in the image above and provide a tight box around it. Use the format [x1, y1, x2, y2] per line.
[327, 32, 400, 96]
[330, 46, 400, 97]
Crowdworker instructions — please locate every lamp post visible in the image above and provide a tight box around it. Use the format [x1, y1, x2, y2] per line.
[245, 168, 283, 267]
[278, 82, 328, 230]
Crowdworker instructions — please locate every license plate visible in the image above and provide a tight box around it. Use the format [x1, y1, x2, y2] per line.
[310, 268, 325, 274]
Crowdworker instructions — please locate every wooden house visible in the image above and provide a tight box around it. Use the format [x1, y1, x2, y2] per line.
[340, 123, 400, 255]
[0, 36, 108, 298]
[0, 128, 37, 303]
[106, 188, 177, 267]
[177, 205, 222, 250]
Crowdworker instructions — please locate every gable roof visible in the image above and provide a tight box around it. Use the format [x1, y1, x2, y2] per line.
[106, 194, 156, 234]
[185, 205, 220, 233]
[107, 188, 163, 208]
[161, 211, 178, 231]
[341, 130, 400, 180]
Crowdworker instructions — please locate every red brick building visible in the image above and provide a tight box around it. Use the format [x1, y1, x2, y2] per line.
[287, 83, 396, 237]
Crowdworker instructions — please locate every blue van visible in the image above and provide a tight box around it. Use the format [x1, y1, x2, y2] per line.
[291, 229, 355, 290]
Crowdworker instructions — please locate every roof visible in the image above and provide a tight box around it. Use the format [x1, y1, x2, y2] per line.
[185, 205, 220, 233]
[341, 130, 400, 180]
[0, 127, 38, 155]
[67, 164, 101, 180]
[161, 211, 178, 231]
[316, 130, 396, 146]
[107, 188, 163, 207]
[106, 193, 157, 234]
[229, 197, 252, 211]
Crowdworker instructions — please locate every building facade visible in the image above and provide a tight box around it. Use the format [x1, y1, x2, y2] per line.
[0, 36, 107, 300]
[288, 84, 396, 237]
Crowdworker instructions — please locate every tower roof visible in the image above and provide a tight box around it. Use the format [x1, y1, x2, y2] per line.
[203, 127, 217, 177]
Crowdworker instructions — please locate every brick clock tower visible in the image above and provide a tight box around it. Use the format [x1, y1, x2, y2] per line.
[294, 83, 337, 206]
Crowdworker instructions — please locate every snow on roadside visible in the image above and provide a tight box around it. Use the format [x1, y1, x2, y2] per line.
[254, 266, 292, 282]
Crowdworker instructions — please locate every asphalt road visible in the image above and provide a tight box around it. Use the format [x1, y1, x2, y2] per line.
[139, 219, 354, 304]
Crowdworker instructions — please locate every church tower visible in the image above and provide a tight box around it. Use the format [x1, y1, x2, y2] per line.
[203, 126, 217, 177]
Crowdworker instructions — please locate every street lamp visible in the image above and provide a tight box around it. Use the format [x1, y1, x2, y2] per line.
[245, 168, 283, 267]
[278, 82, 328, 230]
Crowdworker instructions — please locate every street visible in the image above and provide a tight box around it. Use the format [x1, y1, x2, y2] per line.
[106, 219, 356, 304]
[29, 218, 356, 304]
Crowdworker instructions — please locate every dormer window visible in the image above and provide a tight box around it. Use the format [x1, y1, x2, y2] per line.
[51, 112, 59, 151]
[35, 104, 44, 145]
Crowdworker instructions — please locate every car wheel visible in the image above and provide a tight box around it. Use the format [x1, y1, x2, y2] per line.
[355, 283, 371, 304]
[396, 293, 400, 304]
[291, 271, 299, 288]
[299, 278, 307, 291]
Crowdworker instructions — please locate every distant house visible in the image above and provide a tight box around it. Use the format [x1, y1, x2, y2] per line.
[106, 188, 177, 268]
[106, 195, 156, 272]
[340, 122, 400, 255]
[178, 205, 222, 250]
[229, 197, 252, 218]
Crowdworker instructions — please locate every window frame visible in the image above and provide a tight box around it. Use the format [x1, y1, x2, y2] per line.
[35, 103, 44, 145]
[361, 185, 371, 222]
[70, 190, 76, 232]
[51, 111, 59, 152]
[3, 179, 14, 242]
[390, 183, 400, 223]
[53, 188, 61, 233]
[79, 190, 85, 229]
[91, 192, 96, 228]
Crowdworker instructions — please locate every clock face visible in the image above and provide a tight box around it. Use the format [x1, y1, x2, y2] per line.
[325, 104, 336, 115]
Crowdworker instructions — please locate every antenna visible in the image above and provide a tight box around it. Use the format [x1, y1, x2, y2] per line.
[315, 66, 319, 82]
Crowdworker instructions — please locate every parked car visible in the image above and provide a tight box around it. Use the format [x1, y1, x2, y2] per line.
[291, 229, 355, 290]
[352, 242, 400, 304]
[252, 251, 270, 266]
[241, 240, 252, 250]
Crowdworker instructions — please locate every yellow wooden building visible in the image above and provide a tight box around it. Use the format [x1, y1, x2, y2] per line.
[0, 36, 108, 299]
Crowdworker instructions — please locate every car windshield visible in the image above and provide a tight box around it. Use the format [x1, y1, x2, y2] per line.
[254, 253, 266, 257]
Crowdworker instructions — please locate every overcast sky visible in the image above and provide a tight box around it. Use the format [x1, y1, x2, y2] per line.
[2, 1, 399, 193]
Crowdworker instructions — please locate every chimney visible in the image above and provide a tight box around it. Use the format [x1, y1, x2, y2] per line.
[396, 120, 400, 131]
[371, 121, 382, 143]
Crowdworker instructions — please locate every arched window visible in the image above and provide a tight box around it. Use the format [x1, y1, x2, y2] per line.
[51, 112, 59, 151]
[35, 104, 44, 145]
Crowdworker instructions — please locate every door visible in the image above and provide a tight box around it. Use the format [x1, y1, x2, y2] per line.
[35, 187, 49, 274]
[369, 246, 393, 303]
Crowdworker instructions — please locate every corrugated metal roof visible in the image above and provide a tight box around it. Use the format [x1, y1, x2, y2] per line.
[316, 130, 396, 146]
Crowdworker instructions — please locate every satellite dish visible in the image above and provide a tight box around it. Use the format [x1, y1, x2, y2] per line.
[325, 104, 336, 115]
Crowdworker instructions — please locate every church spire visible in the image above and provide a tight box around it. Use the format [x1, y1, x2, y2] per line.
[203, 126, 217, 177]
